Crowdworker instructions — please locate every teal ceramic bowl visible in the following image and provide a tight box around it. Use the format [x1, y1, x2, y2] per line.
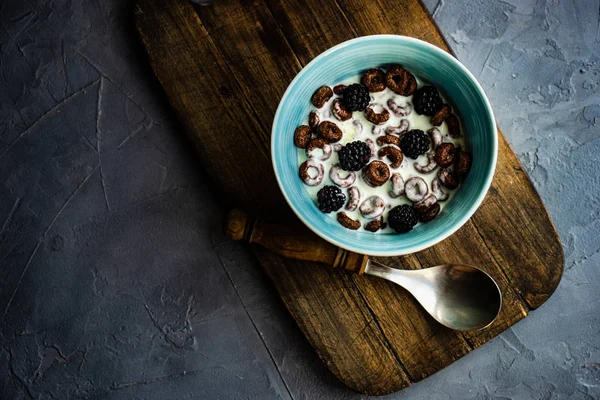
[271, 35, 497, 256]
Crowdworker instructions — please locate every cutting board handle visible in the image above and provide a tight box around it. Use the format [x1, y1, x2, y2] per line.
[225, 209, 368, 275]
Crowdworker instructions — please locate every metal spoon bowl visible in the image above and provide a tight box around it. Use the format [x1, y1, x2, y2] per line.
[365, 260, 502, 331]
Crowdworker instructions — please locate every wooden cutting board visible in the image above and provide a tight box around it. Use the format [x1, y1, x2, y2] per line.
[134, 0, 564, 395]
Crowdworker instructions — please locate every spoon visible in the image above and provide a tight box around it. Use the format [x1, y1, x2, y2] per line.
[364, 260, 501, 330]
[226, 209, 502, 331]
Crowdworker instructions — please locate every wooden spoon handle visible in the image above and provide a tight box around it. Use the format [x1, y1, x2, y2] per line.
[225, 209, 368, 275]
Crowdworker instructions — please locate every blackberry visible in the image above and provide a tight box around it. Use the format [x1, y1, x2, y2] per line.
[388, 205, 419, 233]
[342, 84, 370, 112]
[317, 185, 346, 213]
[413, 86, 443, 116]
[338, 141, 371, 171]
[400, 129, 430, 159]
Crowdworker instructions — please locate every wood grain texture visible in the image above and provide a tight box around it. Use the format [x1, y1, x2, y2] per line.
[135, 0, 564, 394]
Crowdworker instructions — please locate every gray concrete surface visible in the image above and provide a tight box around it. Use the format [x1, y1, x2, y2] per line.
[0, 0, 598, 398]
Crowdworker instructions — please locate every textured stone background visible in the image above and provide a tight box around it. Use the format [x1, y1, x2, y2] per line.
[1, 0, 599, 398]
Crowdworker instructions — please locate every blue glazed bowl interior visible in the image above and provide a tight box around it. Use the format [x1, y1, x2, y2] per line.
[272, 35, 497, 256]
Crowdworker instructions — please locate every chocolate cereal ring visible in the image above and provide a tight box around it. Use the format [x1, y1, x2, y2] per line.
[446, 114, 461, 138]
[353, 120, 364, 135]
[305, 138, 332, 161]
[385, 65, 417, 96]
[364, 138, 376, 158]
[389, 172, 405, 198]
[431, 104, 451, 126]
[404, 176, 429, 203]
[361, 69, 386, 92]
[308, 111, 320, 130]
[432, 178, 449, 201]
[365, 104, 390, 125]
[333, 84, 346, 95]
[337, 212, 361, 230]
[378, 145, 403, 169]
[414, 196, 440, 222]
[329, 164, 356, 188]
[438, 168, 459, 190]
[317, 121, 343, 142]
[372, 125, 383, 136]
[299, 160, 324, 186]
[345, 186, 361, 211]
[331, 99, 352, 121]
[359, 196, 386, 219]
[362, 160, 390, 187]
[434, 142, 456, 168]
[376, 134, 401, 147]
[420, 203, 440, 222]
[428, 127, 443, 149]
[311, 86, 333, 108]
[385, 119, 410, 136]
[415, 194, 437, 210]
[454, 150, 472, 179]
[387, 98, 412, 117]
[364, 217, 386, 232]
[414, 153, 438, 174]
[294, 125, 311, 148]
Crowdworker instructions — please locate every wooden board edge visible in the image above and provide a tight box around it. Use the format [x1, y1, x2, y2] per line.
[483, 134, 565, 309]
[411, 0, 564, 309]
[133, 0, 566, 394]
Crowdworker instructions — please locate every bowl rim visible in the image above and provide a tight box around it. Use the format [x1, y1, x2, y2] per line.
[271, 34, 498, 256]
